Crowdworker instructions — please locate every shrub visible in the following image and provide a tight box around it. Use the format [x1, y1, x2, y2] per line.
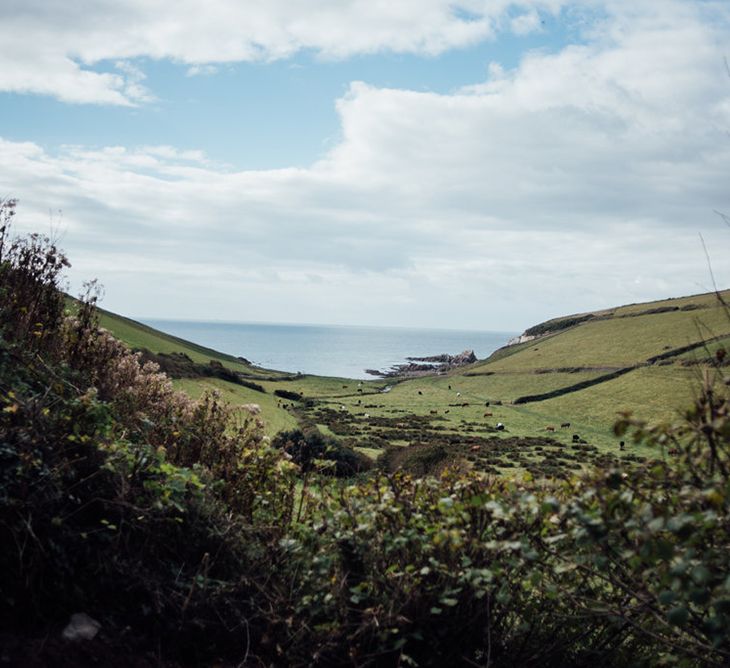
[272, 427, 372, 477]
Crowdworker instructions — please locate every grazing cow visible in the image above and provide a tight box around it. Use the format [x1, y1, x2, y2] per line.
[342, 385, 347, 389]
[445, 409, 450, 414]
[619, 441, 625, 451]
[496, 422, 505, 431]
[561, 422, 571, 428]
[545, 426, 555, 432]
[572, 434, 580, 442]
[358, 388, 363, 393]
[485, 401, 490, 407]
[429, 410, 438, 415]
[418, 390, 423, 395]
[448, 385, 452, 390]
[470, 445, 480, 452]
[484, 412, 493, 417]
[357, 399, 361, 405]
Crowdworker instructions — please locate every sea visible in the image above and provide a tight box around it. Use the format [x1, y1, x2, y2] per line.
[141, 320, 518, 380]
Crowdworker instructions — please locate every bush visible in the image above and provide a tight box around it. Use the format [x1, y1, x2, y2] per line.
[272, 427, 372, 477]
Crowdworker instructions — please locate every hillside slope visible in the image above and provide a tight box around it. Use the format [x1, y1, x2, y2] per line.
[100, 290, 730, 476]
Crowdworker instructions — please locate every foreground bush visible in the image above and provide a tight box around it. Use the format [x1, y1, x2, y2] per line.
[1, 201, 729, 666]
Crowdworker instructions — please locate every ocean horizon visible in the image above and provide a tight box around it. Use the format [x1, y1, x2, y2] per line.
[140, 319, 518, 380]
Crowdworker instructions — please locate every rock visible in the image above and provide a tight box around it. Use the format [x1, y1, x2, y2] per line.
[62, 613, 101, 641]
[451, 349, 477, 365]
[367, 349, 478, 378]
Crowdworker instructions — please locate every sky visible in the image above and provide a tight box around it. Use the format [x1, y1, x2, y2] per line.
[1, 0, 729, 332]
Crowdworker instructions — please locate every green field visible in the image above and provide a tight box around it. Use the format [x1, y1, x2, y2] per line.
[100, 290, 730, 479]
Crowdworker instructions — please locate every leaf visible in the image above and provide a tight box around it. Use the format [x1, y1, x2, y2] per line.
[691, 565, 711, 585]
[667, 606, 689, 627]
[658, 590, 676, 605]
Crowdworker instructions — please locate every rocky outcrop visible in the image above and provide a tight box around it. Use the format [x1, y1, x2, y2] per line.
[366, 350, 478, 378]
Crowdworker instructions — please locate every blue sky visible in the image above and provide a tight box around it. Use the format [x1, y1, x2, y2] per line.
[1, 14, 582, 169]
[1, 1, 729, 331]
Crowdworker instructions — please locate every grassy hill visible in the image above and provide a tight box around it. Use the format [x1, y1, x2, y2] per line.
[99, 290, 730, 478]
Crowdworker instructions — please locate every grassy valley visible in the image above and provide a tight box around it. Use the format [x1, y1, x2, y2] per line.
[101, 289, 730, 479]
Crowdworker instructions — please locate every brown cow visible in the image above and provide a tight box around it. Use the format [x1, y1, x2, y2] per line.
[484, 412, 493, 417]
[545, 426, 556, 432]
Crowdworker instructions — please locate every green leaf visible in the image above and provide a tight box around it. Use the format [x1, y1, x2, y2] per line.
[658, 590, 676, 606]
[691, 565, 711, 585]
[667, 606, 689, 627]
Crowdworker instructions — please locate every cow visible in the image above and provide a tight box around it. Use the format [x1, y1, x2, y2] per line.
[418, 390, 423, 395]
[484, 412, 493, 417]
[496, 422, 505, 431]
[545, 426, 555, 432]
[560, 422, 571, 428]
[429, 410, 438, 415]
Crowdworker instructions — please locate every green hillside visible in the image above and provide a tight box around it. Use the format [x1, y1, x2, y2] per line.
[100, 290, 730, 479]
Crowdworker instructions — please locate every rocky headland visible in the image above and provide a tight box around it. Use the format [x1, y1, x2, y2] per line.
[365, 349, 477, 378]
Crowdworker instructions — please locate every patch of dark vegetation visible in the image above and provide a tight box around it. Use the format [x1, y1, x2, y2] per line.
[627, 306, 680, 316]
[646, 335, 728, 364]
[524, 313, 594, 337]
[533, 366, 607, 374]
[272, 428, 372, 476]
[137, 349, 267, 392]
[381, 443, 453, 475]
[462, 370, 495, 377]
[514, 367, 636, 404]
[274, 388, 303, 401]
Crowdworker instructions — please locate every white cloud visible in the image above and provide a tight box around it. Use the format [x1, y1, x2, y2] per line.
[185, 64, 219, 77]
[0, 0, 563, 105]
[510, 10, 542, 35]
[1, 0, 729, 329]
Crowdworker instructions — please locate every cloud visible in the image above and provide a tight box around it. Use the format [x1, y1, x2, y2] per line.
[185, 64, 219, 77]
[0, 0, 563, 105]
[1, 0, 729, 329]
[510, 10, 543, 35]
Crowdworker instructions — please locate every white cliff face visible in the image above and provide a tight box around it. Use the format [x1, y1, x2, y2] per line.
[506, 334, 537, 347]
